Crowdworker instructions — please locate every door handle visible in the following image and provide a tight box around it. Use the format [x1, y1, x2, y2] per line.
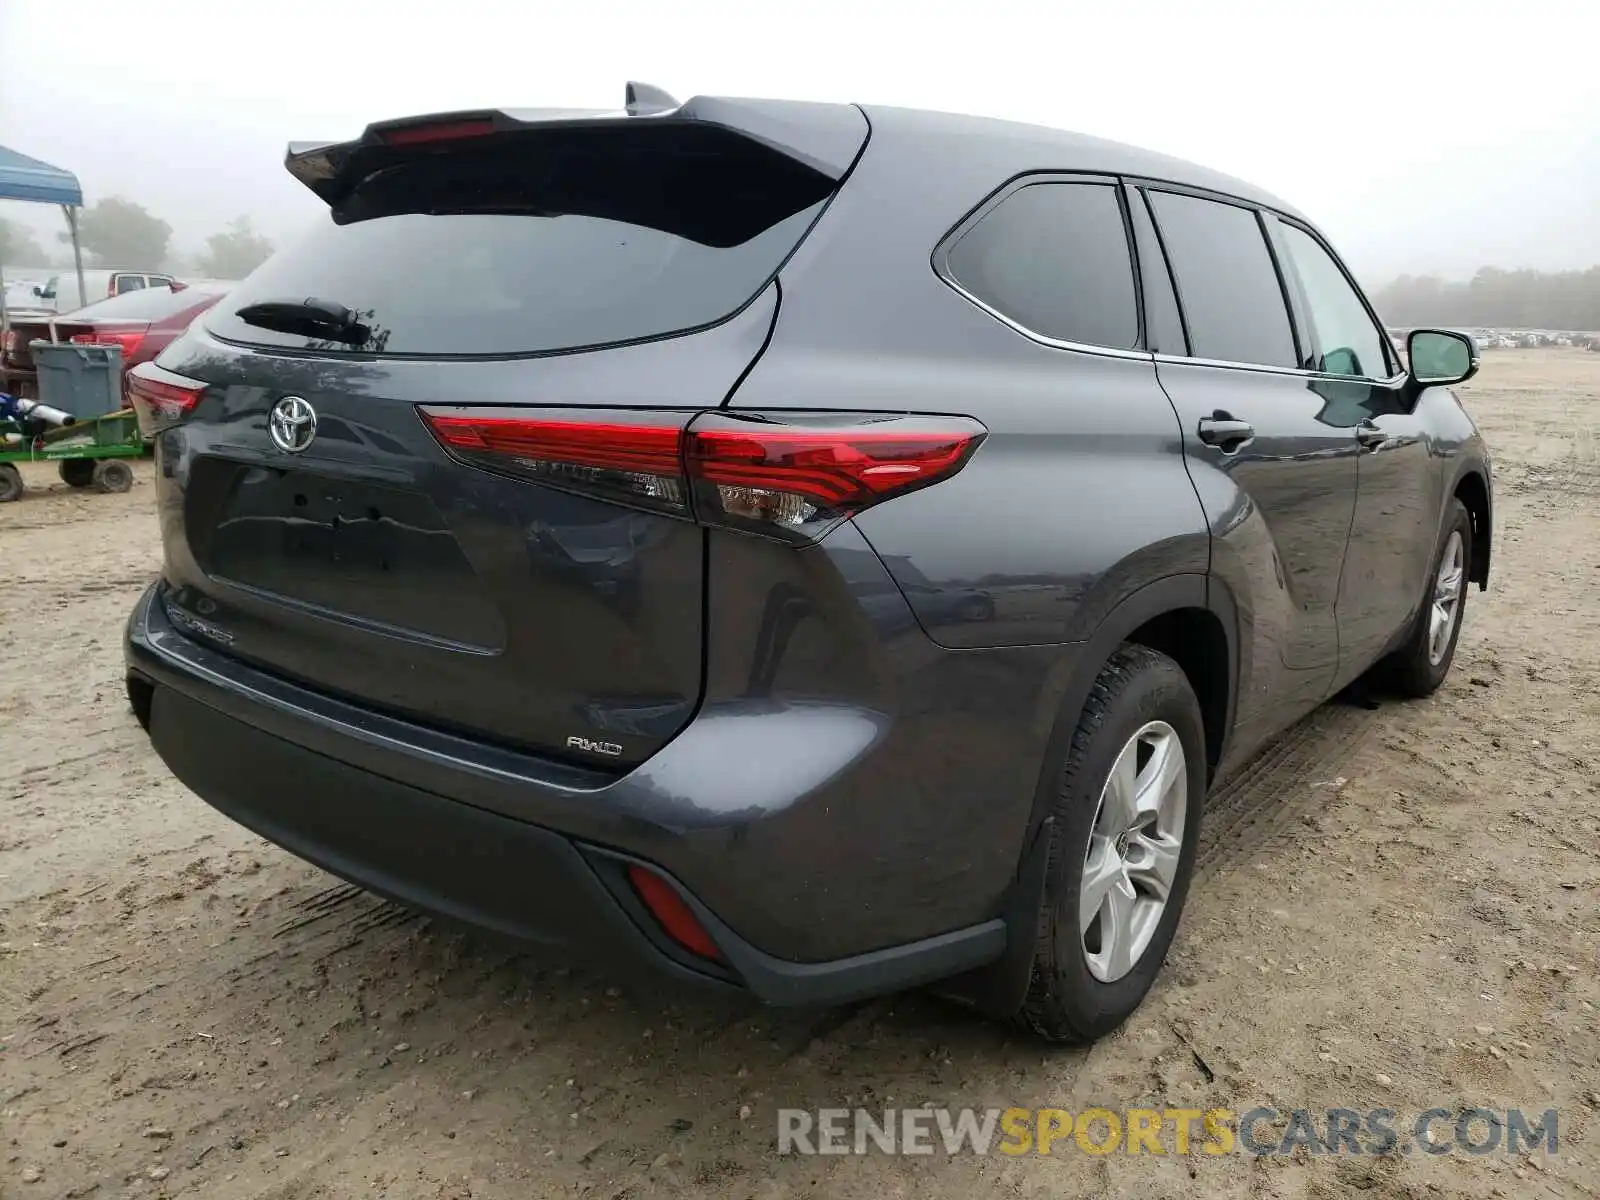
[1197, 413, 1255, 450]
[1356, 420, 1388, 450]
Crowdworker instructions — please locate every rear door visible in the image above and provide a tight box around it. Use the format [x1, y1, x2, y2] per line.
[1140, 185, 1360, 760]
[145, 109, 865, 769]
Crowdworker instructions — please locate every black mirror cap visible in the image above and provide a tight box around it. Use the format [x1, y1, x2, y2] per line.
[1407, 328, 1479, 387]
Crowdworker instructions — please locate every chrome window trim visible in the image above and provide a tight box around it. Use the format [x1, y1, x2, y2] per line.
[1153, 350, 1407, 387]
[938, 275, 1155, 362]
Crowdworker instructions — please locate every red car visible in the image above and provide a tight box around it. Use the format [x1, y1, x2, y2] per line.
[2, 283, 230, 403]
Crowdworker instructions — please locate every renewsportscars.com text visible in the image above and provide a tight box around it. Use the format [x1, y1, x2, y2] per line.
[777, 1106, 1559, 1157]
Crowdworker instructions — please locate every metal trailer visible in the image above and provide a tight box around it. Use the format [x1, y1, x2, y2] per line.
[0, 404, 141, 501]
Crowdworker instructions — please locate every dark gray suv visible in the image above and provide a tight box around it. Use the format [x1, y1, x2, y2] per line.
[124, 85, 1492, 1042]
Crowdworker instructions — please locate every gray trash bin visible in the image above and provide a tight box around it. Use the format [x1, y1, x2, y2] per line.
[30, 342, 124, 420]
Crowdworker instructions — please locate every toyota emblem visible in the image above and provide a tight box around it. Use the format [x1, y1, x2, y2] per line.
[269, 396, 317, 453]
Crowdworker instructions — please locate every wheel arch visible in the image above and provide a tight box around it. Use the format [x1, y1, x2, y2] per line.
[1452, 468, 1491, 589]
[937, 572, 1239, 1018]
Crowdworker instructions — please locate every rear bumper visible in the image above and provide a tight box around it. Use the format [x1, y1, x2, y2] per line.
[125, 584, 1007, 1006]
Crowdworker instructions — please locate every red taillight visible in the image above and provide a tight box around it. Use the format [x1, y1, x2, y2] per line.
[379, 118, 496, 146]
[71, 328, 146, 359]
[418, 409, 986, 542]
[423, 413, 689, 515]
[626, 865, 722, 962]
[691, 420, 982, 509]
[127, 361, 207, 430]
[423, 415, 682, 475]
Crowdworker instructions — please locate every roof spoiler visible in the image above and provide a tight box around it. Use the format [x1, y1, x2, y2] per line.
[285, 82, 867, 207]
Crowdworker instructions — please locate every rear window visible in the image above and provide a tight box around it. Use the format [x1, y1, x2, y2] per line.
[68, 286, 221, 322]
[207, 129, 836, 357]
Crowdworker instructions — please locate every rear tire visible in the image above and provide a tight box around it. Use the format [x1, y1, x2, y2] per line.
[1376, 499, 1472, 698]
[0, 463, 22, 503]
[1016, 644, 1206, 1044]
[92, 459, 133, 494]
[59, 458, 95, 488]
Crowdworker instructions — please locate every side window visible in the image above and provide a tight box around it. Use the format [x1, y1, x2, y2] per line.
[115, 275, 146, 294]
[1146, 190, 1298, 369]
[943, 181, 1139, 350]
[1275, 223, 1392, 379]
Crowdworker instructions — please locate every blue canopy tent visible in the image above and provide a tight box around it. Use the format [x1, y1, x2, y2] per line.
[0, 145, 88, 342]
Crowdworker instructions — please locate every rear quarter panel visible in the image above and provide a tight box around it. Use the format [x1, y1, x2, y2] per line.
[731, 107, 1209, 649]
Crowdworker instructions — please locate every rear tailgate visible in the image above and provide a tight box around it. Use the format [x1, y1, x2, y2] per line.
[145, 96, 867, 769]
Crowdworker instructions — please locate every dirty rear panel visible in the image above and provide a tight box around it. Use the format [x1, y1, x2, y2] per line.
[152, 312, 790, 768]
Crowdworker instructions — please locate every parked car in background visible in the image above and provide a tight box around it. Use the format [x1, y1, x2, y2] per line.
[4, 278, 49, 309]
[2, 282, 229, 404]
[26, 269, 181, 314]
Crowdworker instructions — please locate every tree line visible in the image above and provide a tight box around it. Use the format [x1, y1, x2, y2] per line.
[1370, 267, 1600, 332]
[1, 197, 274, 280]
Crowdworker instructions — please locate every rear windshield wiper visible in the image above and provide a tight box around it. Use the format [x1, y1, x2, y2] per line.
[234, 297, 371, 345]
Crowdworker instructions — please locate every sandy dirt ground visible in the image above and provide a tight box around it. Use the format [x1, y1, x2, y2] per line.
[2, 350, 1597, 1199]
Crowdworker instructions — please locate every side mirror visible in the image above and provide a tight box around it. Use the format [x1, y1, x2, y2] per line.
[31, 285, 44, 297]
[1407, 329, 1478, 387]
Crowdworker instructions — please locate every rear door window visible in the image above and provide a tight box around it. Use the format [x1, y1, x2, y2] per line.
[206, 128, 835, 357]
[1274, 221, 1393, 379]
[114, 274, 146, 294]
[942, 180, 1139, 350]
[1146, 190, 1298, 369]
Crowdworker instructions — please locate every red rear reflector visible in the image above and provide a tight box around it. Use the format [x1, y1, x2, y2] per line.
[379, 119, 496, 146]
[127, 362, 207, 426]
[627, 865, 722, 961]
[418, 409, 986, 542]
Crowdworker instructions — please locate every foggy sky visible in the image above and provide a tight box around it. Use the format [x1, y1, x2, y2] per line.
[2, 0, 1597, 285]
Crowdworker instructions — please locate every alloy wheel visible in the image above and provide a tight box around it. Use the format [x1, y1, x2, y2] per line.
[1428, 531, 1466, 665]
[1079, 720, 1187, 983]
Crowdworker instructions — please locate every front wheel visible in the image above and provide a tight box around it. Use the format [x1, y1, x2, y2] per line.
[1017, 644, 1206, 1044]
[1375, 498, 1472, 697]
